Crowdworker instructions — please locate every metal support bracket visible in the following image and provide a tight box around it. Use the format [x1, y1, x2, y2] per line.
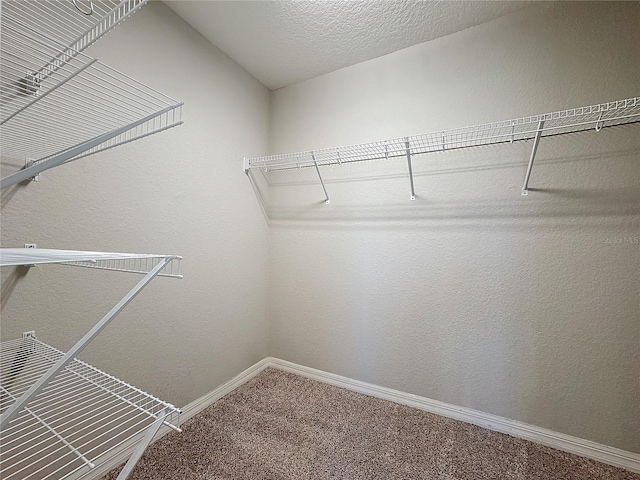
[312, 153, 330, 204]
[116, 408, 169, 480]
[0, 258, 172, 430]
[521, 119, 545, 196]
[1, 105, 179, 190]
[405, 139, 416, 201]
[24, 159, 39, 183]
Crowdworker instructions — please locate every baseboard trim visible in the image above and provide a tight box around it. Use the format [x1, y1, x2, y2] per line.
[267, 357, 640, 474]
[77, 358, 270, 480]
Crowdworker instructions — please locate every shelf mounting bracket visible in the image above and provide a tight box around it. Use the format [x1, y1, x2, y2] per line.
[0, 257, 172, 430]
[521, 119, 545, 196]
[1, 105, 178, 190]
[312, 153, 330, 204]
[405, 139, 416, 200]
[116, 408, 169, 480]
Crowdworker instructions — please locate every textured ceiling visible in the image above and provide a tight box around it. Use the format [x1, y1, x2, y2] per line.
[165, 1, 531, 90]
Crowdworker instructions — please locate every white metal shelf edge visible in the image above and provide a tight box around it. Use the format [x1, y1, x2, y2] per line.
[244, 96, 640, 200]
[0, 336, 180, 480]
[0, 1, 184, 191]
[0, 248, 182, 278]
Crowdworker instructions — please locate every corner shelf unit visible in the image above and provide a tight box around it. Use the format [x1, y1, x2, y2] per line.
[244, 96, 640, 201]
[0, 248, 183, 480]
[0, 0, 183, 189]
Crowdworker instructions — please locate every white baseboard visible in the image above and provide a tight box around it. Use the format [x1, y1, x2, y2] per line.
[266, 357, 640, 474]
[77, 356, 639, 478]
[77, 358, 270, 480]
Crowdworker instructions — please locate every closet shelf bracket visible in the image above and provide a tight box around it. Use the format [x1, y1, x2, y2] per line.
[1, 104, 183, 190]
[521, 119, 545, 196]
[312, 153, 330, 204]
[405, 138, 416, 201]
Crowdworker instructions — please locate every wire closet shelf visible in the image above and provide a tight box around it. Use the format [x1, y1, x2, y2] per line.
[0, 336, 181, 480]
[0, 249, 183, 480]
[0, 249, 183, 278]
[245, 97, 640, 171]
[0, 0, 183, 189]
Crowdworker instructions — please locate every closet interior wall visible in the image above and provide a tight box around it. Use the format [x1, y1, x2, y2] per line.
[0, 2, 270, 410]
[267, 2, 640, 453]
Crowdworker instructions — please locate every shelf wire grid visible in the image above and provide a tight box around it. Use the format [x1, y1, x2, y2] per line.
[63, 255, 183, 279]
[2, 0, 148, 83]
[0, 249, 183, 279]
[0, 6, 183, 168]
[0, 336, 180, 480]
[246, 97, 640, 172]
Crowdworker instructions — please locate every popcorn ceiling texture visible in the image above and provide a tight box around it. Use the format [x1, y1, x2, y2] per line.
[165, 1, 532, 90]
[103, 369, 640, 479]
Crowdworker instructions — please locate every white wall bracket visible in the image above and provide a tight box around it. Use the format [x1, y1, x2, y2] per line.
[1, 105, 179, 190]
[405, 138, 416, 201]
[115, 408, 169, 480]
[23, 159, 39, 183]
[312, 153, 330, 204]
[521, 119, 545, 196]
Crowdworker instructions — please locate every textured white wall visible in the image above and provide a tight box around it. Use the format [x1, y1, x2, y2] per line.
[0, 2, 270, 408]
[268, 2, 640, 452]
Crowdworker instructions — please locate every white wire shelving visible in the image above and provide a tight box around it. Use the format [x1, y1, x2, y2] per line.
[0, 249, 183, 480]
[0, 336, 181, 480]
[244, 96, 640, 200]
[1, 248, 183, 278]
[0, 0, 183, 189]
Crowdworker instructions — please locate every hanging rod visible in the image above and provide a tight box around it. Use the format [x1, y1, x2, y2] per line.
[244, 96, 640, 196]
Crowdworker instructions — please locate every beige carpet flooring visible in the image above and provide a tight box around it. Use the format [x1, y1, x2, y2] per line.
[104, 368, 639, 479]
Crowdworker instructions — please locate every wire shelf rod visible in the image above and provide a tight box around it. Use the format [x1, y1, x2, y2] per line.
[1, 388, 150, 448]
[245, 97, 639, 172]
[0, 59, 98, 126]
[0, 385, 96, 469]
[116, 408, 168, 480]
[1, 104, 182, 188]
[39, 410, 165, 480]
[3, 371, 152, 428]
[1, 69, 174, 125]
[3, 393, 157, 464]
[61, 359, 181, 430]
[3, 0, 148, 83]
[1, 374, 176, 441]
[67, 115, 184, 166]
[4, 408, 153, 480]
[29, 407, 162, 480]
[0, 259, 171, 429]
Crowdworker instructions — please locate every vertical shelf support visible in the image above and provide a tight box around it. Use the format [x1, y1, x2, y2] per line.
[0, 258, 172, 430]
[116, 408, 169, 480]
[405, 138, 416, 201]
[312, 153, 330, 204]
[521, 119, 545, 196]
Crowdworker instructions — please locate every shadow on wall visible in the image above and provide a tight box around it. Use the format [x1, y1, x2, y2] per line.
[264, 187, 640, 228]
[1, 266, 29, 311]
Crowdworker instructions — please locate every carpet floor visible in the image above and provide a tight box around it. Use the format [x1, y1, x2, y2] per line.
[103, 368, 639, 480]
